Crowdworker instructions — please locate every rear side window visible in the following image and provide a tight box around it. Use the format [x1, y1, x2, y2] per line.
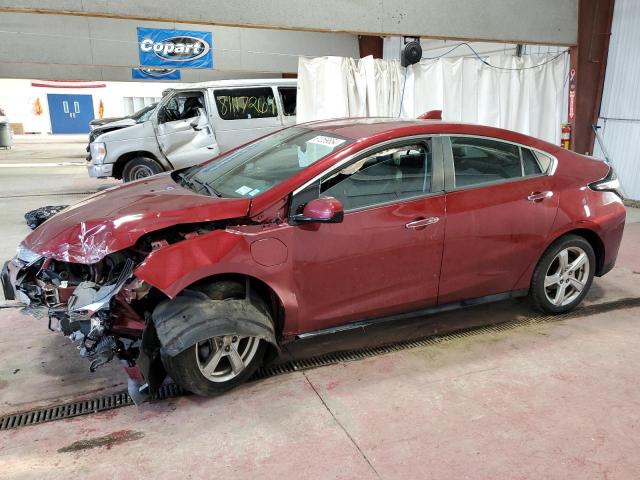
[451, 137, 521, 187]
[214, 87, 277, 120]
[522, 148, 542, 175]
[450, 137, 547, 188]
[534, 151, 553, 173]
[279, 87, 297, 116]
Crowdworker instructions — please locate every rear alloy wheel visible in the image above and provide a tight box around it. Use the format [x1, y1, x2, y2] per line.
[122, 156, 163, 182]
[162, 281, 269, 396]
[531, 235, 595, 314]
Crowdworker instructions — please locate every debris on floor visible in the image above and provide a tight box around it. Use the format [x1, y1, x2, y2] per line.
[24, 205, 68, 230]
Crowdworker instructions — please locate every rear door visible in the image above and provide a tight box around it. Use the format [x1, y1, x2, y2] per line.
[154, 90, 217, 169]
[438, 135, 559, 304]
[211, 86, 283, 152]
[290, 136, 446, 333]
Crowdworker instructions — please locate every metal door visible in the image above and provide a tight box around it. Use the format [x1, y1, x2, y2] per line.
[47, 94, 94, 134]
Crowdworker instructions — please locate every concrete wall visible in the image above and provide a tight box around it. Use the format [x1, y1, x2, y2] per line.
[0, 12, 360, 81]
[1, 1, 578, 45]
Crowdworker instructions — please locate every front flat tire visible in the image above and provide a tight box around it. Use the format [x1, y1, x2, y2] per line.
[162, 281, 269, 396]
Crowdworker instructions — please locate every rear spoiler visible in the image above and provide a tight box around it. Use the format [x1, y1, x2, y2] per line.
[417, 110, 442, 120]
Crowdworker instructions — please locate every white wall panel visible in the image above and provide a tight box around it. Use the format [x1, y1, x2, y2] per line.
[593, 0, 640, 199]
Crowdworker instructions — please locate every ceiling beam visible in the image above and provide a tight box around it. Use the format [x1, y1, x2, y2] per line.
[0, 1, 578, 46]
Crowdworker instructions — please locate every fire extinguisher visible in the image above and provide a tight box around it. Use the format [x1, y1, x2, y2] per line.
[561, 123, 571, 150]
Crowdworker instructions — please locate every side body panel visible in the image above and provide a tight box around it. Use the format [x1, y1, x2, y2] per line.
[511, 151, 625, 288]
[134, 226, 302, 334]
[439, 175, 559, 303]
[97, 121, 168, 170]
[290, 195, 446, 333]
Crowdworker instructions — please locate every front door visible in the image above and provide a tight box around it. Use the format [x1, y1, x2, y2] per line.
[154, 90, 217, 169]
[47, 94, 94, 134]
[290, 138, 446, 333]
[438, 135, 559, 304]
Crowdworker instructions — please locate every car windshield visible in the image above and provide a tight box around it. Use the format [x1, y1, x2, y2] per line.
[181, 127, 352, 198]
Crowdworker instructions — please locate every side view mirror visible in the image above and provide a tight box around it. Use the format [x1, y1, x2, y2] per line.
[294, 197, 344, 224]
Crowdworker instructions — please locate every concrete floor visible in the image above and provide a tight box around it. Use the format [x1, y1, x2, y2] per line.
[1, 136, 640, 479]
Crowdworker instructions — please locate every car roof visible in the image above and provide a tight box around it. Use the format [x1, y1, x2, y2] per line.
[301, 117, 560, 151]
[184, 78, 297, 90]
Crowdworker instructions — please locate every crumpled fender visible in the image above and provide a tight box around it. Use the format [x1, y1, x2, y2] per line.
[152, 295, 278, 357]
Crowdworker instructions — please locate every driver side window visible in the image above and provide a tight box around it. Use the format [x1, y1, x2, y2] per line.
[320, 141, 432, 211]
[159, 92, 206, 124]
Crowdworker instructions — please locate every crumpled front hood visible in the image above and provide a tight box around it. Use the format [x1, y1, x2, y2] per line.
[23, 173, 250, 264]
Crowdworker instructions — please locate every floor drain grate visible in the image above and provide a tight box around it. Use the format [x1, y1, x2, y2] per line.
[2, 297, 639, 431]
[0, 383, 184, 431]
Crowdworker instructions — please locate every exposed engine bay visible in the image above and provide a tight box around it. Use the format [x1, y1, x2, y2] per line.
[1, 221, 228, 402]
[7, 249, 149, 370]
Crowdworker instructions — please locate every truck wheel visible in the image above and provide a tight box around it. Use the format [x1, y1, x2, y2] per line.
[162, 282, 269, 397]
[122, 157, 163, 182]
[530, 235, 595, 314]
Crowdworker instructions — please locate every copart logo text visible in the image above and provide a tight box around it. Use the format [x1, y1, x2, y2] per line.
[139, 36, 211, 62]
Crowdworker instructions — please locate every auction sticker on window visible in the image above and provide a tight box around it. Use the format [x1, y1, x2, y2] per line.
[307, 136, 346, 148]
[235, 185, 253, 195]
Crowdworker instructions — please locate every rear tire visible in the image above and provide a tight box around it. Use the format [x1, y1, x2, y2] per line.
[122, 156, 163, 182]
[162, 281, 269, 397]
[530, 235, 595, 314]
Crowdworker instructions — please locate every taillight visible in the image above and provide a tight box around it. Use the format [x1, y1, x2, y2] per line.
[589, 166, 625, 199]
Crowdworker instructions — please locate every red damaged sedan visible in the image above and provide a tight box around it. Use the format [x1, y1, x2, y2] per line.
[1, 119, 626, 399]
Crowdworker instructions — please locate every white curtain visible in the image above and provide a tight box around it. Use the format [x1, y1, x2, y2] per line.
[297, 53, 568, 144]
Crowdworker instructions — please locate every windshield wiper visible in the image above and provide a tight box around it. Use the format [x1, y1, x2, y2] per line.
[177, 172, 222, 198]
[177, 172, 195, 189]
[192, 177, 222, 197]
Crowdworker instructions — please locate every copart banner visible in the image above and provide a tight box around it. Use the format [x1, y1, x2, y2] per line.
[137, 27, 213, 69]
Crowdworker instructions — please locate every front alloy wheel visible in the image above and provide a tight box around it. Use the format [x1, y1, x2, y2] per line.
[531, 234, 595, 314]
[195, 335, 261, 382]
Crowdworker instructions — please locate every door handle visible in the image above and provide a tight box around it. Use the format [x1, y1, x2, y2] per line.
[405, 217, 439, 230]
[527, 191, 553, 202]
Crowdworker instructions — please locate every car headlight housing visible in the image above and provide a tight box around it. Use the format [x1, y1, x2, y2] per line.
[16, 244, 42, 264]
[90, 142, 107, 164]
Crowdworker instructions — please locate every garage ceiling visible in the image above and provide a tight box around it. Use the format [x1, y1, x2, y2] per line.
[1, 0, 578, 46]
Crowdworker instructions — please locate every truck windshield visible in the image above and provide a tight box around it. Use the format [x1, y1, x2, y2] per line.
[182, 127, 352, 198]
[132, 104, 157, 123]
